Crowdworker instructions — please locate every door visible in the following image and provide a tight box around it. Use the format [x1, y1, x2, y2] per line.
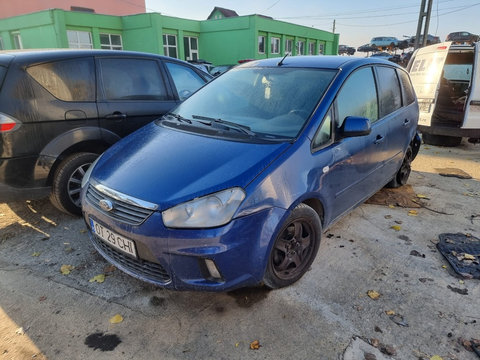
[183, 36, 199, 61]
[315, 67, 389, 221]
[463, 42, 480, 129]
[96, 57, 176, 138]
[375, 66, 413, 177]
[408, 42, 451, 127]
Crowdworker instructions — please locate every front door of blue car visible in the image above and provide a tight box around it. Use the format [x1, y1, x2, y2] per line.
[312, 66, 391, 223]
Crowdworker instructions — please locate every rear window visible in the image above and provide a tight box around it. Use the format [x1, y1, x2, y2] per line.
[0, 65, 6, 89]
[27, 58, 95, 101]
[397, 69, 416, 105]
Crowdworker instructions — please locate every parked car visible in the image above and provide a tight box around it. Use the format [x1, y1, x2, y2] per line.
[81, 55, 420, 291]
[407, 34, 440, 47]
[408, 41, 480, 146]
[446, 31, 479, 44]
[369, 52, 393, 61]
[209, 65, 234, 77]
[357, 43, 377, 53]
[338, 45, 355, 56]
[188, 59, 214, 75]
[0, 50, 211, 215]
[370, 37, 399, 49]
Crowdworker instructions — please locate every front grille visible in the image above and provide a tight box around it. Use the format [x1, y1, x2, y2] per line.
[91, 233, 171, 284]
[86, 185, 154, 225]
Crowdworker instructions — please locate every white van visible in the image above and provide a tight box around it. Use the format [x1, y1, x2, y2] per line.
[408, 41, 480, 146]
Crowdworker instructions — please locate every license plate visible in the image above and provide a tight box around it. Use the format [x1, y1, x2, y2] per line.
[90, 219, 137, 258]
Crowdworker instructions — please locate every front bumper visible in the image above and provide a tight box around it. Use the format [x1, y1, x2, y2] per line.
[82, 196, 286, 291]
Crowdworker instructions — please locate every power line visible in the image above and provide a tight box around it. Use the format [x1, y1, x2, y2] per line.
[332, 2, 480, 28]
[276, 0, 457, 19]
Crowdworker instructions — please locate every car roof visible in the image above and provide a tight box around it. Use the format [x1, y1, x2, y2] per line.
[0, 49, 181, 66]
[239, 55, 397, 71]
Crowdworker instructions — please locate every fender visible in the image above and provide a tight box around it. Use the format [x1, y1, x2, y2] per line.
[34, 127, 122, 183]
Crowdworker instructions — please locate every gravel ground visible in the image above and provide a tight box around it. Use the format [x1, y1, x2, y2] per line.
[0, 140, 479, 360]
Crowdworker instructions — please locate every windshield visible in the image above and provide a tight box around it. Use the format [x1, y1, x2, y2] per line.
[170, 66, 337, 139]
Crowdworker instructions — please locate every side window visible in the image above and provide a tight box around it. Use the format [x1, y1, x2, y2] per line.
[313, 107, 333, 149]
[336, 67, 378, 127]
[397, 69, 416, 105]
[27, 58, 95, 101]
[165, 62, 206, 100]
[99, 58, 168, 101]
[376, 66, 402, 117]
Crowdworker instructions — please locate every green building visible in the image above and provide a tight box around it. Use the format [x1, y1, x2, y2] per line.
[0, 7, 339, 66]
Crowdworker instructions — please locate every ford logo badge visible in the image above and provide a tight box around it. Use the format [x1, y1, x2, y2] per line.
[99, 199, 114, 212]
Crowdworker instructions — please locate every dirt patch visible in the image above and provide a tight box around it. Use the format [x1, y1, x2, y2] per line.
[365, 185, 421, 208]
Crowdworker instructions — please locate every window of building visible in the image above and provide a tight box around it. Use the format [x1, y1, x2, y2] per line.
[0, 37, 4, 50]
[165, 62, 206, 100]
[26, 58, 95, 102]
[98, 58, 168, 101]
[100, 34, 123, 50]
[308, 42, 315, 55]
[258, 36, 265, 54]
[297, 41, 305, 55]
[67, 30, 92, 49]
[271, 37, 280, 54]
[163, 34, 177, 58]
[11, 32, 23, 49]
[336, 67, 378, 127]
[285, 39, 293, 54]
[318, 44, 325, 55]
[376, 66, 402, 117]
[184, 36, 199, 61]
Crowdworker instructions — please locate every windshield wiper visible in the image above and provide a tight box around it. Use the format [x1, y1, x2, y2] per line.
[191, 114, 255, 136]
[164, 112, 192, 124]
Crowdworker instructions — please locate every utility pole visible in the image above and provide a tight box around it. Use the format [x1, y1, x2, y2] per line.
[332, 19, 336, 34]
[414, 0, 433, 49]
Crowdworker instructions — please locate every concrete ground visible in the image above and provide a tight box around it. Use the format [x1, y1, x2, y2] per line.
[0, 141, 479, 360]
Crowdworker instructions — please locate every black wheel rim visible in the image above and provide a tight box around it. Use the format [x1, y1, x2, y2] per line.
[67, 162, 92, 207]
[398, 148, 413, 185]
[271, 219, 316, 281]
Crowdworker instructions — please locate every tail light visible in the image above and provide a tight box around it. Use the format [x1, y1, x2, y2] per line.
[0, 113, 20, 132]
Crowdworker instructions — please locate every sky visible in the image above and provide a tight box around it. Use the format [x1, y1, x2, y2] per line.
[144, 0, 479, 50]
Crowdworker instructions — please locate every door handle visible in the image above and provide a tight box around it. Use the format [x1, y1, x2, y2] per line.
[403, 118, 410, 126]
[105, 112, 127, 120]
[374, 135, 384, 144]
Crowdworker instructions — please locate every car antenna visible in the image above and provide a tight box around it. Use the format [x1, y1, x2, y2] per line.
[277, 52, 290, 66]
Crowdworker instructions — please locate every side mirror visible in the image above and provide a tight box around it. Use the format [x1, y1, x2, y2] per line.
[340, 116, 371, 138]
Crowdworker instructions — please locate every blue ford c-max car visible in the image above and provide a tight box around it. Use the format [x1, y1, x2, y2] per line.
[81, 55, 420, 291]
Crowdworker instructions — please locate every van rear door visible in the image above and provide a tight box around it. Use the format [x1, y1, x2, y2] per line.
[463, 42, 480, 129]
[408, 42, 451, 127]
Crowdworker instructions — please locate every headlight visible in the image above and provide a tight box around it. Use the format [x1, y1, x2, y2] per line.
[162, 187, 245, 228]
[81, 155, 101, 189]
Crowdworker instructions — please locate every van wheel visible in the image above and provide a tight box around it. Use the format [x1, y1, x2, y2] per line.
[263, 204, 321, 289]
[387, 146, 412, 188]
[422, 133, 462, 147]
[50, 152, 98, 216]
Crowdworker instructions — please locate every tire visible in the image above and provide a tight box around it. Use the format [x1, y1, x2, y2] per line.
[263, 203, 321, 289]
[386, 146, 413, 188]
[50, 152, 98, 216]
[422, 133, 462, 147]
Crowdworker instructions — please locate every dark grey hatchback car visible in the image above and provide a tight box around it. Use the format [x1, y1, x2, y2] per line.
[0, 50, 211, 215]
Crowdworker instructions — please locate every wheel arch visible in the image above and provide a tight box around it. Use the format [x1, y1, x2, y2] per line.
[35, 127, 121, 185]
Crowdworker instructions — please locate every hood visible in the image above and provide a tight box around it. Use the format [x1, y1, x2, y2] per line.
[92, 122, 290, 209]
